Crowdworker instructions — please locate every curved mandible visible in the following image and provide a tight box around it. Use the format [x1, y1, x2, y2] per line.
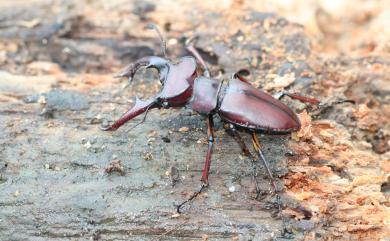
[114, 56, 170, 84]
[100, 97, 158, 131]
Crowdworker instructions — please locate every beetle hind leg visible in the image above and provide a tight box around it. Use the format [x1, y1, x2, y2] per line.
[175, 183, 207, 213]
[223, 123, 265, 199]
[251, 132, 288, 234]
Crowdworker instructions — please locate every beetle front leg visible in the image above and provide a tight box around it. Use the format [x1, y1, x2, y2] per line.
[185, 38, 210, 78]
[176, 115, 215, 213]
[224, 123, 264, 199]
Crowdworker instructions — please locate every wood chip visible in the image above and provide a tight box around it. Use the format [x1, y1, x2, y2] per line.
[178, 126, 189, 132]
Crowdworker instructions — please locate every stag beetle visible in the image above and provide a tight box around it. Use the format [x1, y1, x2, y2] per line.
[101, 25, 322, 214]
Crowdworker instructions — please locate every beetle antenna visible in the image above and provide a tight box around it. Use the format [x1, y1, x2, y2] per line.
[145, 23, 168, 58]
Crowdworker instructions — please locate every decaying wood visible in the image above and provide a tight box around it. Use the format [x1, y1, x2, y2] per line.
[0, 0, 389, 240]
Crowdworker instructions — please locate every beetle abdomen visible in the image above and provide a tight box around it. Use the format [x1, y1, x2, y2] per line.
[218, 78, 300, 133]
[188, 77, 220, 115]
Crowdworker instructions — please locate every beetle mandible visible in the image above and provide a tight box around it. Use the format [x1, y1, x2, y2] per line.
[101, 25, 321, 213]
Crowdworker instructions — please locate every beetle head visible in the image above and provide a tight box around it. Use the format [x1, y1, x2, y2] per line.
[145, 57, 170, 85]
[114, 56, 197, 107]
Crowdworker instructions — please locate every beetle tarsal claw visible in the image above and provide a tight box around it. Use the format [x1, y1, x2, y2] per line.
[99, 120, 118, 131]
[175, 183, 208, 213]
[99, 124, 114, 131]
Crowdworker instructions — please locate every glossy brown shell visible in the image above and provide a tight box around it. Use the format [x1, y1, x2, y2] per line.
[159, 57, 196, 103]
[188, 77, 219, 115]
[218, 78, 301, 133]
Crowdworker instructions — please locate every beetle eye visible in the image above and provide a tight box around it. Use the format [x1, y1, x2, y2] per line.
[235, 69, 250, 77]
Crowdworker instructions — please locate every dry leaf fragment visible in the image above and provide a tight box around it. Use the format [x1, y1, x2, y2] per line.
[352, 175, 385, 186]
[37, 95, 46, 104]
[202, 234, 209, 241]
[105, 159, 124, 174]
[347, 224, 381, 232]
[353, 104, 370, 119]
[147, 130, 158, 137]
[171, 213, 180, 218]
[352, 104, 380, 132]
[264, 73, 295, 91]
[17, 19, 41, 28]
[178, 126, 189, 132]
[143, 152, 153, 160]
[380, 159, 390, 173]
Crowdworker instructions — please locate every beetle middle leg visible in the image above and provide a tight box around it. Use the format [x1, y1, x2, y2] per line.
[176, 115, 215, 213]
[223, 123, 265, 199]
[274, 91, 321, 105]
[275, 92, 355, 113]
